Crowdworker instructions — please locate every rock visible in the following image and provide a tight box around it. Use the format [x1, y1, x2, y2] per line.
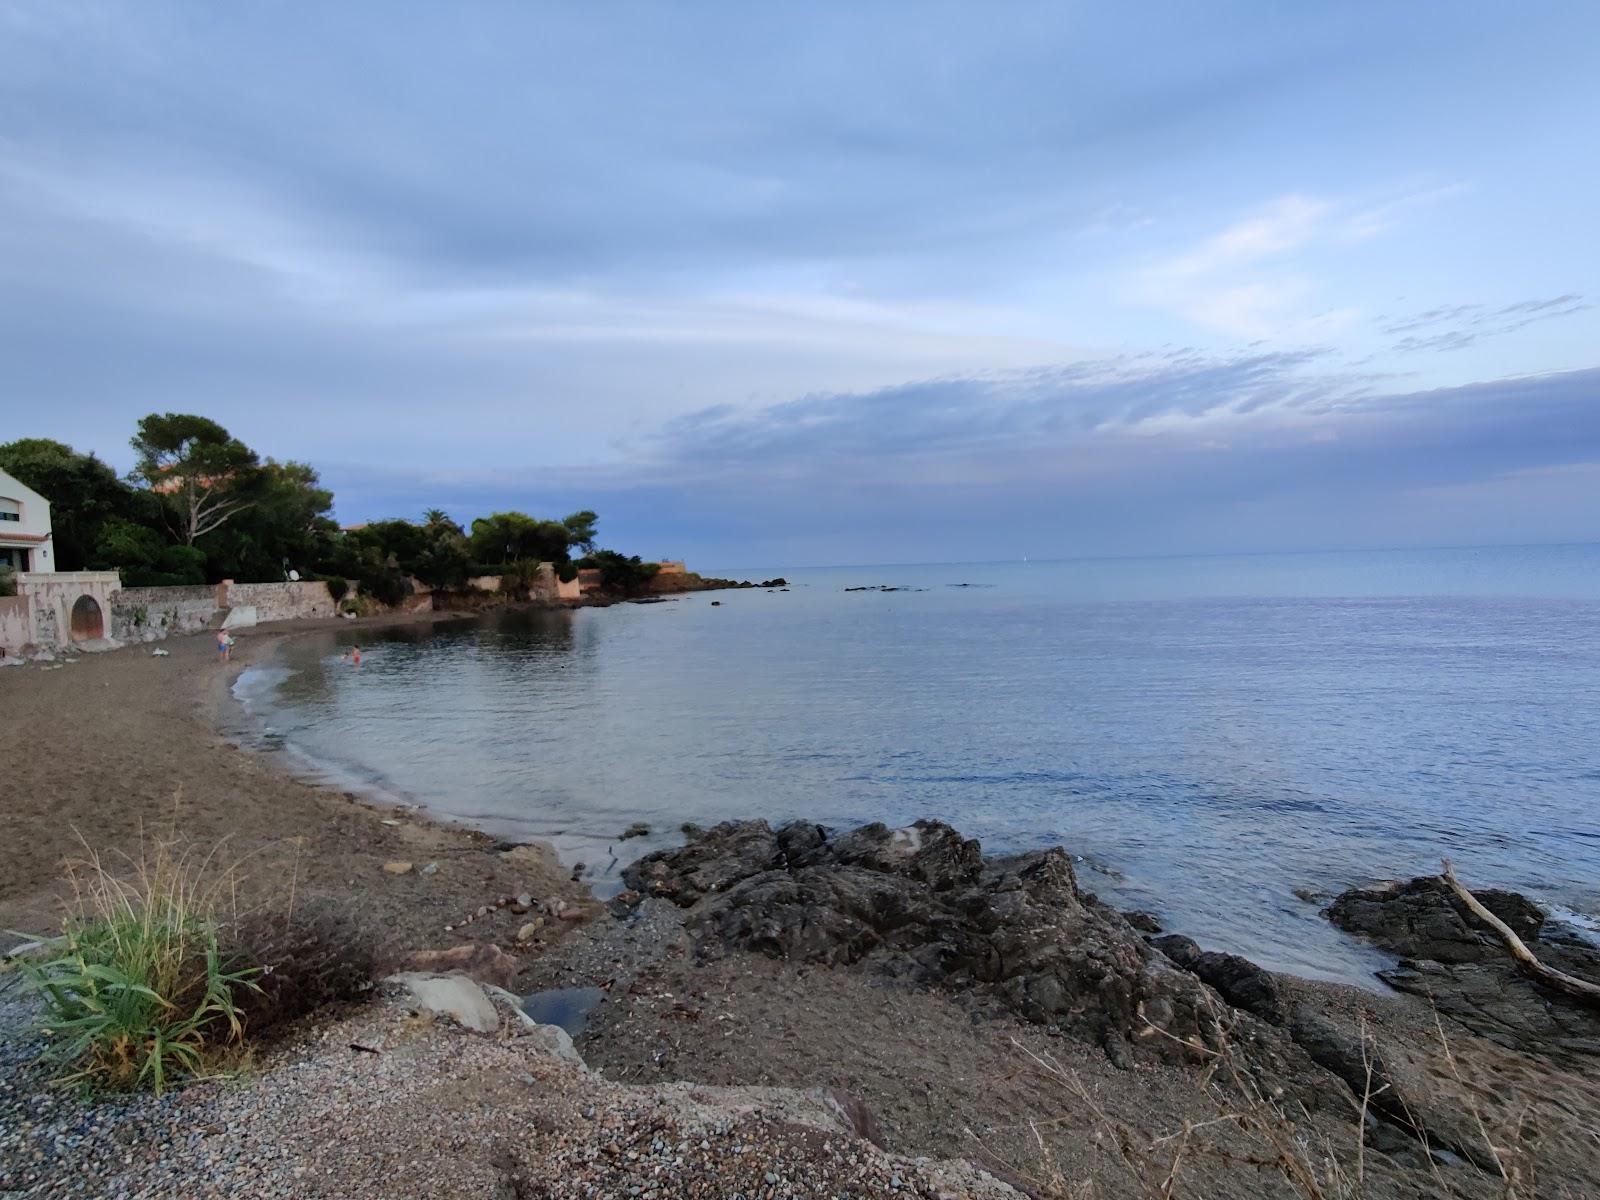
[1151, 934, 1284, 1024]
[421, 862, 440, 875]
[399, 943, 522, 991]
[558, 908, 586, 922]
[1324, 875, 1600, 1061]
[628, 819, 1253, 1067]
[386, 972, 500, 1034]
[150, 648, 170, 657]
[607, 888, 644, 918]
[1123, 910, 1162, 933]
[481, 985, 588, 1068]
[816, 1087, 886, 1148]
[1326, 876, 1545, 964]
[620, 822, 651, 840]
[517, 920, 545, 942]
[382, 861, 414, 875]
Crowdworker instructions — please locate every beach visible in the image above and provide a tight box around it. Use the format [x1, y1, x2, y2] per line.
[4, 623, 1600, 1198]
[0, 614, 593, 955]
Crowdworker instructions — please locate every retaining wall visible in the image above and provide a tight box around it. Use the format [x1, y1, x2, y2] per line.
[110, 585, 219, 643]
[226, 581, 337, 623]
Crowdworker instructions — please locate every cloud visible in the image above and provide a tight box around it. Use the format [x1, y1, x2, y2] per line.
[1134, 187, 1461, 341]
[338, 360, 1600, 564]
[1380, 294, 1589, 353]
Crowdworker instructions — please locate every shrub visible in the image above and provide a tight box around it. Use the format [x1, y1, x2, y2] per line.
[15, 838, 383, 1095]
[555, 561, 579, 584]
[498, 559, 537, 597]
[325, 576, 349, 603]
[359, 565, 408, 608]
[221, 908, 379, 1035]
[17, 842, 258, 1094]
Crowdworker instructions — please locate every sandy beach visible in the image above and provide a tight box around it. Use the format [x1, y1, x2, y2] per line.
[0, 615, 593, 956]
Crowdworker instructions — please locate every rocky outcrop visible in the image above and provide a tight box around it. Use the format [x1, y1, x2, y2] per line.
[1325, 877, 1546, 964]
[1326, 877, 1600, 1062]
[1150, 934, 1284, 1024]
[626, 819, 1275, 1068]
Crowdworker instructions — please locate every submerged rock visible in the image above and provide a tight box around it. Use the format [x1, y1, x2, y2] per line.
[625, 818, 1269, 1067]
[1325, 875, 1600, 1062]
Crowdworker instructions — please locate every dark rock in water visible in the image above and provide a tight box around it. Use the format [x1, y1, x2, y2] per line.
[1123, 910, 1162, 933]
[619, 822, 651, 840]
[625, 818, 1284, 1068]
[1151, 934, 1283, 1024]
[1326, 876, 1545, 964]
[1325, 876, 1600, 1062]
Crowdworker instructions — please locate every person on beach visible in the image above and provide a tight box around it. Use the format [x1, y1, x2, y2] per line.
[216, 629, 233, 662]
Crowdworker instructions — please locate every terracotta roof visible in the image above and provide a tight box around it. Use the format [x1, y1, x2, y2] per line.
[0, 532, 50, 544]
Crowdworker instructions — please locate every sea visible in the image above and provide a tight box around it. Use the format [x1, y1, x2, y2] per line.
[232, 543, 1600, 984]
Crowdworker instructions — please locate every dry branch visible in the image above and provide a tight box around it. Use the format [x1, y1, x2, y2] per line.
[1439, 859, 1600, 1007]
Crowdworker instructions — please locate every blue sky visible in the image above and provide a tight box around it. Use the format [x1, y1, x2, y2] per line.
[2, 2, 1597, 566]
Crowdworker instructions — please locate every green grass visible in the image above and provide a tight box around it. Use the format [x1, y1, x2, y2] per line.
[17, 839, 260, 1094]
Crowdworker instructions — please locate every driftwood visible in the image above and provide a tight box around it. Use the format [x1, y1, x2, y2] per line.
[1440, 859, 1600, 1007]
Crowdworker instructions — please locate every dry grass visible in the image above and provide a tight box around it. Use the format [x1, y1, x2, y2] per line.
[994, 1000, 1559, 1200]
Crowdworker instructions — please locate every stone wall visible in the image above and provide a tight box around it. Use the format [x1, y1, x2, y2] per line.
[226, 581, 337, 623]
[110, 585, 219, 643]
[0, 595, 28, 657]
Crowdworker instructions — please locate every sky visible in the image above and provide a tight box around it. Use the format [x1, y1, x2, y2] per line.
[1, 2, 1597, 567]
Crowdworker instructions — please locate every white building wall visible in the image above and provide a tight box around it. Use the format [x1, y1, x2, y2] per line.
[0, 468, 54, 573]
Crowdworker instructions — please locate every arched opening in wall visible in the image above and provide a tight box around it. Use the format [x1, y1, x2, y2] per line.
[70, 594, 104, 642]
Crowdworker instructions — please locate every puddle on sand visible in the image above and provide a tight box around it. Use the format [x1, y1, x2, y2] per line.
[521, 986, 604, 1035]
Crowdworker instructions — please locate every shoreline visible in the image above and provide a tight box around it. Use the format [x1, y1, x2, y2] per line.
[0, 615, 600, 963]
[5, 622, 1600, 1196]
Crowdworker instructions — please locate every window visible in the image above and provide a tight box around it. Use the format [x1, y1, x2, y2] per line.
[0, 497, 19, 523]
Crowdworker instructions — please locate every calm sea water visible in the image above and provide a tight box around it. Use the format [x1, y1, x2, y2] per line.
[234, 544, 1600, 983]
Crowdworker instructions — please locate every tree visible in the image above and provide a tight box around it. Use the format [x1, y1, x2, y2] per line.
[200, 459, 335, 582]
[130, 413, 260, 544]
[582, 549, 660, 595]
[0, 437, 149, 570]
[468, 510, 590, 565]
[562, 510, 599, 555]
[412, 510, 471, 589]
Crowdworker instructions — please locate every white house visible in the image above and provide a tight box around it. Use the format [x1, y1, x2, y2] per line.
[0, 468, 120, 656]
[0, 468, 54, 574]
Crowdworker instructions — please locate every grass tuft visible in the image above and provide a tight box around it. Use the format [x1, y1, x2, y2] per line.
[17, 837, 259, 1094]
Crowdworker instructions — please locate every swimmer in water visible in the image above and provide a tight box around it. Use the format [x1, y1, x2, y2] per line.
[351, 646, 362, 665]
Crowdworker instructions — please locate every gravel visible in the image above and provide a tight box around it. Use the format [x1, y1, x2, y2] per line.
[0, 985, 1020, 1199]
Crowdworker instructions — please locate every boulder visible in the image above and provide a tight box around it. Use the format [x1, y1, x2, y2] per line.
[1324, 876, 1600, 1062]
[1325, 877, 1545, 964]
[388, 972, 500, 1034]
[400, 943, 522, 991]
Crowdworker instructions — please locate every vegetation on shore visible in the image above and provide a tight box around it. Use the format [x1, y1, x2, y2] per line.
[11, 834, 376, 1095]
[0, 415, 656, 595]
